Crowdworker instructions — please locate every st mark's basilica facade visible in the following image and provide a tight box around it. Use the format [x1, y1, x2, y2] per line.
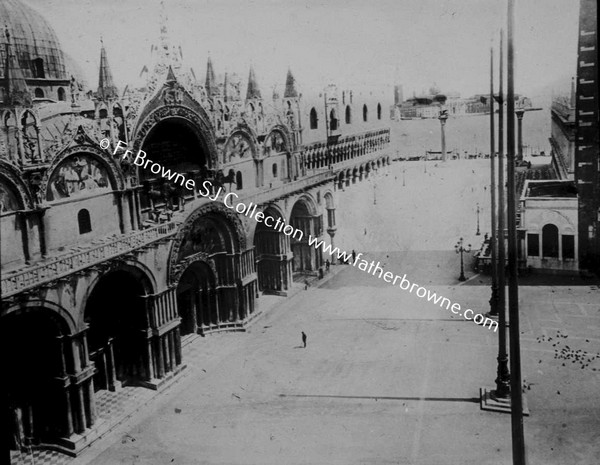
[0, 0, 391, 455]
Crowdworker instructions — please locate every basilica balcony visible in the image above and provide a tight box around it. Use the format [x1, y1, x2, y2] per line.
[1, 221, 179, 298]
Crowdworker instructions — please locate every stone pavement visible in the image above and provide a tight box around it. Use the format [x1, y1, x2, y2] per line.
[11, 159, 600, 464]
[56, 260, 600, 465]
[9, 265, 346, 465]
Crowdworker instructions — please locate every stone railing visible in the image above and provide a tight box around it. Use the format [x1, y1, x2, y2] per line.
[1, 222, 179, 298]
[239, 170, 335, 207]
[302, 128, 390, 171]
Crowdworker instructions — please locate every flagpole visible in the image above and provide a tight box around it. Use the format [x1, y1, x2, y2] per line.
[507, 0, 527, 462]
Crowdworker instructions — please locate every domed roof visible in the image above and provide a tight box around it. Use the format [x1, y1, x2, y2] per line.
[0, 0, 69, 81]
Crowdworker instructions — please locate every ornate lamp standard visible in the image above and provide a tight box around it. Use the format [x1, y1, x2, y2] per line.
[373, 177, 377, 205]
[439, 109, 449, 162]
[455, 237, 472, 282]
[476, 203, 481, 236]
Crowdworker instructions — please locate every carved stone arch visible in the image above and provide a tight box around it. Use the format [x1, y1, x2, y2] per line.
[17, 108, 39, 126]
[132, 105, 219, 170]
[81, 259, 157, 325]
[170, 252, 219, 287]
[0, 160, 34, 210]
[223, 126, 259, 163]
[2, 300, 76, 335]
[266, 124, 294, 153]
[1, 109, 17, 125]
[247, 202, 287, 244]
[168, 201, 247, 285]
[288, 193, 318, 223]
[41, 144, 126, 202]
[323, 190, 335, 209]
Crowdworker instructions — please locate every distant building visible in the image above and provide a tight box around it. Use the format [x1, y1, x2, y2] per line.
[520, 0, 599, 275]
[519, 180, 579, 273]
[549, 80, 576, 180]
[391, 84, 533, 120]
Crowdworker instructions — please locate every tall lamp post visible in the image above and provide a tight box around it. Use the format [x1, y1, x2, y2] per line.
[476, 203, 481, 236]
[481, 30, 511, 414]
[373, 177, 377, 205]
[439, 109, 449, 162]
[495, 28, 510, 399]
[455, 237, 472, 282]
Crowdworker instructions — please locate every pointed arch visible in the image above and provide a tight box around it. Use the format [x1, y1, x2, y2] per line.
[309, 107, 318, 129]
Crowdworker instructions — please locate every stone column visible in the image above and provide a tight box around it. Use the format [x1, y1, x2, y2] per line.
[56, 336, 74, 437]
[327, 228, 337, 264]
[107, 338, 117, 391]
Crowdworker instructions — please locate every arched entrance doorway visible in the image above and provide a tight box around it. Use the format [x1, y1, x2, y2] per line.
[139, 118, 211, 217]
[290, 197, 322, 274]
[1, 308, 77, 449]
[542, 224, 559, 258]
[173, 206, 257, 330]
[176, 261, 218, 335]
[254, 206, 292, 295]
[85, 268, 150, 391]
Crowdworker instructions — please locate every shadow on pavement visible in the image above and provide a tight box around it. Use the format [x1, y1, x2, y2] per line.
[279, 394, 479, 403]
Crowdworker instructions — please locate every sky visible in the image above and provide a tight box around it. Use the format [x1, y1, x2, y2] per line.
[26, 0, 580, 100]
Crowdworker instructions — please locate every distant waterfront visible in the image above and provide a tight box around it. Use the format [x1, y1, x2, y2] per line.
[390, 107, 551, 158]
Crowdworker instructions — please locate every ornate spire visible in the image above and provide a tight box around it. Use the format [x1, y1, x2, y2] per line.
[3, 27, 32, 107]
[97, 38, 118, 100]
[147, 0, 183, 84]
[223, 71, 229, 102]
[205, 55, 217, 97]
[166, 64, 177, 83]
[246, 65, 261, 100]
[283, 68, 298, 98]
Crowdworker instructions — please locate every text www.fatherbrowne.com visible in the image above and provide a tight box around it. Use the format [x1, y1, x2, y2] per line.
[106, 139, 497, 332]
[307, 239, 498, 332]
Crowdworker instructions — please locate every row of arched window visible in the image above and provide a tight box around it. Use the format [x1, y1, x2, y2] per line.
[309, 103, 383, 130]
[33, 87, 66, 101]
[526, 224, 575, 260]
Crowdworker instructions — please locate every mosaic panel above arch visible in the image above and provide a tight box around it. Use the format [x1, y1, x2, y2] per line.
[46, 153, 113, 201]
[0, 180, 21, 213]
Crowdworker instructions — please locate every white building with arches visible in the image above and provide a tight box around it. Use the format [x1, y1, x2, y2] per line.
[519, 180, 579, 273]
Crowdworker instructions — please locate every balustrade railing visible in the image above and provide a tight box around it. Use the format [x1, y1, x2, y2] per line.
[1, 222, 179, 298]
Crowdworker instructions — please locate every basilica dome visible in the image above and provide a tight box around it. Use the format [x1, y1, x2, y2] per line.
[0, 0, 69, 82]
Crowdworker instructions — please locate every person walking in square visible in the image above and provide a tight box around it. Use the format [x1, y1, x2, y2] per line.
[302, 331, 307, 348]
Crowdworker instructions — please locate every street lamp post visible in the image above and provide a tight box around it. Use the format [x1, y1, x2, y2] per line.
[455, 237, 472, 282]
[439, 109, 449, 162]
[403, 167, 406, 186]
[373, 178, 377, 205]
[476, 203, 481, 236]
